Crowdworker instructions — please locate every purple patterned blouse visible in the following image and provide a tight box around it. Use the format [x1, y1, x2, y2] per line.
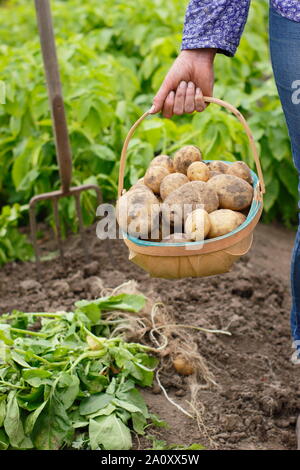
[182, 0, 300, 56]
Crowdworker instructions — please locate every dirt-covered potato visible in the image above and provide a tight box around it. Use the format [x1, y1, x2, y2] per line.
[227, 161, 253, 184]
[162, 181, 219, 227]
[162, 233, 192, 244]
[150, 154, 174, 173]
[208, 161, 229, 174]
[208, 209, 244, 239]
[184, 209, 211, 241]
[234, 211, 247, 225]
[173, 145, 202, 174]
[128, 178, 145, 192]
[116, 186, 160, 238]
[160, 173, 189, 200]
[144, 166, 169, 194]
[208, 170, 222, 179]
[173, 355, 195, 376]
[187, 161, 210, 182]
[207, 174, 253, 211]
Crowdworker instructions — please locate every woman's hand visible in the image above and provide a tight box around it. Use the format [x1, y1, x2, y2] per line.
[150, 48, 216, 118]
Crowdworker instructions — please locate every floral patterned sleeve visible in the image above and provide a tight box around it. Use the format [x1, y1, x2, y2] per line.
[181, 0, 251, 57]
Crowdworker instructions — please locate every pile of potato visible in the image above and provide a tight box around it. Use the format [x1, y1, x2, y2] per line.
[117, 145, 254, 243]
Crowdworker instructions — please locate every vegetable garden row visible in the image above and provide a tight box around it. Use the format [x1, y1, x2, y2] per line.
[0, 0, 298, 266]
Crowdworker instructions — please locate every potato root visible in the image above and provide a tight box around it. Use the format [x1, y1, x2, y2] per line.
[173, 145, 202, 174]
[208, 209, 245, 239]
[187, 161, 210, 182]
[227, 161, 253, 184]
[207, 174, 253, 211]
[150, 154, 174, 173]
[144, 166, 169, 194]
[160, 173, 189, 200]
[184, 208, 211, 241]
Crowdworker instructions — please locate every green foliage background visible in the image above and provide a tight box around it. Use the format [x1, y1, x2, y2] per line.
[0, 0, 298, 261]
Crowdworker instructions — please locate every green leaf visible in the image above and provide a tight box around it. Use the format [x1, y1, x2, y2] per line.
[112, 398, 143, 414]
[76, 294, 146, 315]
[79, 392, 113, 416]
[0, 326, 13, 345]
[87, 403, 116, 419]
[0, 399, 6, 427]
[11, 351, 32, 368]
[32, 393, 72, 450]
[278, 162, 299, 199]
[0, 429, 9, 450]
[4, 392, 33, 449]
[116, 385, 148, 416]
[264, 179, 280, 212]
[24, 401, 48, 436]
[89, 413, 132, 450]
[22, 369, 52, 388]
[131, 412, 147, 435]
[56, 373, 80, 410]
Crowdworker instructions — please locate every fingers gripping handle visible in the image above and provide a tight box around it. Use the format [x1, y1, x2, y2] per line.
[118, 97, 265, 198]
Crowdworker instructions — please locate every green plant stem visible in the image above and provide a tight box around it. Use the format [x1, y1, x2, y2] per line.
[14, 348, 68, 367]
[0, 380, 26, 390]
[69, 350, 107, 372]
[10, 327, 47, 338]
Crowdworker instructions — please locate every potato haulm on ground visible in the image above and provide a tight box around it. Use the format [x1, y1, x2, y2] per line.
[116, 145, 255, 242]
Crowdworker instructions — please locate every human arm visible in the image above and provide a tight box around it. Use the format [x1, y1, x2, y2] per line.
[151, 0, 251, 117]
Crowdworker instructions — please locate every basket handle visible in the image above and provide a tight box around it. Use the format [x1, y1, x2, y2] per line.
[118, 96, 265, 198]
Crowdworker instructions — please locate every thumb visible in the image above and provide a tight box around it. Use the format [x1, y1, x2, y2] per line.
[150, 79, 173, 114]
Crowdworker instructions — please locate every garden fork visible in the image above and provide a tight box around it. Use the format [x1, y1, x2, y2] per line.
[30, 0, 102, 275]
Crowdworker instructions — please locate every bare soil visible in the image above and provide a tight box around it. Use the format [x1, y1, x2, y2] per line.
[0, 221, 299, 450]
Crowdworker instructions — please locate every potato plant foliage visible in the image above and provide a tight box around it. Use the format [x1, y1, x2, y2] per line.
[0, 0, 298, 262]
[0, 292, 159, 450]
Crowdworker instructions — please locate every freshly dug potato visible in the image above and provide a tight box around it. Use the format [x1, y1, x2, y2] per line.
[184, 209, 211, 241]
[162, 181, 219, 226]
[116, 186, 160, 238]
[128, 177, 145, 192]
[208, 170, 222, 179]
[150, 154, 174, 173]
[173, 355, 194, 376]
[160, 173, 189, 200]
[227, 161, 253, 184]
[208, 209, 244, 239]
[162, 233, 192, 244]
[173, 145, 202, 174]
[144, 166, 169, 194]
[207, 174, 253, 211]
[187, 161, 210, 182]
[208, 161, 229, 174]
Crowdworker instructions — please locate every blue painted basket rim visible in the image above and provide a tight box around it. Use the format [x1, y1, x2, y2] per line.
[124, 161, 262, 248]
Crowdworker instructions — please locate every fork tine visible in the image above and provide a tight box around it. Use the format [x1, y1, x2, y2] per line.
[75, 192, 89, 263]
[29, 201, 41, 278]
[52, 198, 65, 267]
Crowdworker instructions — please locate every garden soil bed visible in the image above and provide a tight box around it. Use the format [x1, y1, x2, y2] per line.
[0, 221, 299, 450]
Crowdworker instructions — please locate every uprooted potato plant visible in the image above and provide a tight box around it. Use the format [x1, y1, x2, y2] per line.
[0, 280, 230, 450]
